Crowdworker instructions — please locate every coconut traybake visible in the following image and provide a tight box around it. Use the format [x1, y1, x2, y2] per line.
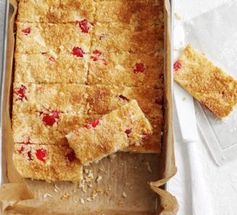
[13, 0, 164, 181]
[174, 45, 237, 118]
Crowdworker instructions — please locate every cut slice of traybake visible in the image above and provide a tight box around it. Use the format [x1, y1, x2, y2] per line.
[66, 100, 153, 165]
[174, 45, 237, 118]
[13, 144, 82, 182]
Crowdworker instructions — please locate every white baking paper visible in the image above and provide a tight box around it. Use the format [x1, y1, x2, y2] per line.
[179, 0, 237, 165]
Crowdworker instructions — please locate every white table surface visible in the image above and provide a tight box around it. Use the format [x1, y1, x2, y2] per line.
[169, 0, 237, 214]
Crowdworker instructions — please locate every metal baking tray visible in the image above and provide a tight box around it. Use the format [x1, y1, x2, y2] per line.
[0, 0, 176, 214]
[0, 0, 9, 184]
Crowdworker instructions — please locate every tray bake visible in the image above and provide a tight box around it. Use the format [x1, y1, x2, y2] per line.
[0, 0, 177, 214]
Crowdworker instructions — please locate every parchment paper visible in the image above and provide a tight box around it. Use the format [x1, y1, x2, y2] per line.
[0, 0, 178, 214]
[178, 0, 237, 165]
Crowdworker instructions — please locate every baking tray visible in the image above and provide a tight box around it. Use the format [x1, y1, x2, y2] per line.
[0, 0, 177, 214]
[0, 0, 9, 184]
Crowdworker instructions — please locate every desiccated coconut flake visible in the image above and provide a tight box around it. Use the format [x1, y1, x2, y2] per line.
[145, 161, 152, 173]
[43, 193, 53, 199]
[122, 192, 127, 198]
[96, 175, 102, 183]
[80, 198, 85, 204]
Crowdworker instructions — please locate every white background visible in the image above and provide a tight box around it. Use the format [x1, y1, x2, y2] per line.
[169, 0, 237, 214]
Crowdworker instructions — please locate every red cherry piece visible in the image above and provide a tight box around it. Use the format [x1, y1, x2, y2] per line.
[15, 85, 27, 101]
[91, 50, 102, 61]
[27, 151, 33, 161]
[173, 60, 182, 72]
[76, 19, 90, 33]
[17, 146, 25, 154]
[42, 111, 60, 126]
[85, 119, 100, 129]
[35, 148, 47, 162]
[22, 27, 31, 35]
[133, 63, 145, 73]
[66, 151, 76, 162]
[125, 128, 132, 137]
[72, 47, 85, 57]
[91, 119, 100, 128]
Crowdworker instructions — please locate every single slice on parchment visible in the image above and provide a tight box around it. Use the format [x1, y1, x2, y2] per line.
[13, 143, 82, 182]
[66, 100, 153, 165]
[174, 45, 237, 118]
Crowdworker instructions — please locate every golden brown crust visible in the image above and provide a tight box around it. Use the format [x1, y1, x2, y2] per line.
[174, 45, 237, 118]
[14, 52, 88, 83]
[91, 22, 163, 54]
[88, 51, 164, 87]
[13, 144, 82, 182]
[15, 22, 91, 54]
[66, 100, 153, 165]
[17, 0, 95, 23]
[95, 0, 164, 29]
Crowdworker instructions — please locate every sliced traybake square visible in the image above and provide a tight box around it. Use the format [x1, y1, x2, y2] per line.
[13, 143, 82, 182]
[66, 100, 153, 165]
[174, 45, 237, 118]
[14, 52, 88, 84]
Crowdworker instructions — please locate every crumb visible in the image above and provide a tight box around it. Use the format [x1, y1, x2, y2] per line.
[182, 97, 186, 101]
[175, 13, 182, 20]
[122, 192, 127, 198]
[109, 154, 117, 160]
[98, 167, 105, 172]
[80, 198, 85, 204]
[91, 190, 98, 199]
[145, 161, 152, 173]
[61, 193, 70, 200]
[86, 197, 93, 202]
[54, 184, 61, 192]
[43, 193, 53, 199]
[96, 175, 102, 183]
